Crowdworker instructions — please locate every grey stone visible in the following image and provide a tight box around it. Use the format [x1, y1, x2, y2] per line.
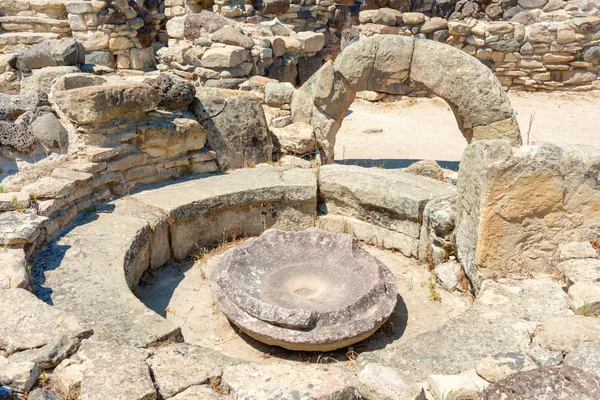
[52, 82, 160, 124]
[418, 195, 457, 265]
[261, 0, 290, 13]
[0, 357, 40, 393]
[84, 51, 114, 68]
[200, 46, 248, 69]
[35, 208, 181, 347]
[98, 5, 126, 24]
[28, 388, 63, 400]
[566, 281, 600, 316]
[211, 27, 254, 49]
[0, 289, 89, 353]
[0, 211, 47, 246]
[211, 228, 397, 351]
[20, 67, 81, 94]
[479, 366, 600, 400]
[192, 88, 272, 169]
[518, 0, 548, 8]
[8, 336, 80, 369]
[148, 343, 238, 398]
[558, 241, 598, 262]
[534, 315, 600, 353]
[203, 78, 246, 89]
[29, 113, 68, 150]
[184, 10, 233, 39]
[264, 82, 294, 106]
[16, 39, 85, 72]
[475, 352, 537, 383]
[487, 39, 520, 53]
[170, 386, 222, 399]
[584, 46, 600, 64]
[558, 258, 600, 287]
[0, 121, 37, 153]
[144, 74, 196, 111]
[60, 341, 156, 400]
[543, 0, 565, 10]
[358, 363, 412, 400]
[222, 363, 359, 399]
[524, 345, 563, 367]
[434, 261, 467, 292]
[271, 121, 315, 155]
[563, 344, 600, 378]
[0, 247, 29, 290]
[22, 177, 75, 199]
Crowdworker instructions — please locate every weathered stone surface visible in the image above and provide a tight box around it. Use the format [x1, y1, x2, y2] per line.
[262, 0, 290, 13]
[524, 345, 563, 367]
[29, 113, 68, 150]
[184, 10, 233, 39]
[130, 48, 157, 71]
[567, 281, 600, 315]
[222, 363, 359, 399]
[0, 121, 37, 152]
[558, 258, 600, 286]
[426, 369, 489, 400]
[264, 82, 294, 106]
[358, 363, 412, 400]
[57, 341, 156, 400]
[19, 66, 81, 94]
[0, 357, 40, 393]
[0, 289, 89, 353]
[0, 211, 47, 246]
[130, 167, 316, 259]
[9, 336, 80, 369]
[35, 210, 180, 347]
[200, 46, 248, 69]
[148, 343, 238, 398]
[22, 177, 74, 199]
[16, 39, 84, 72]
[192, 88, 272, 169]
[480, 366, 600, 400]
[558, 241, 598, 262]
[411, 39, 520, 143]
[563, 344, 600, 378]
[435, 261, 468, 292]
[52, 82, 160, 124]
[144, 74, 196, 111]
[271, 121, 315, 155]
[534, 315, 600, 353]
[28, 388, 63, 400]
[419, 195, 457, 265]
[137, 112, 207, 158]
[170, 386, 222, 400]
[476, 352, 537, 383]
[211, 27, 254, 49]
[211, 228, 397, 351]
[319, 164, 456, 255]
[0, 247, 28, 289]
[84, 51, 114, 68]
[405, 160, 444, 181]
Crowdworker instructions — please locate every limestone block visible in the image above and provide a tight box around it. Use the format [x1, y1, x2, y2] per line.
[296, 31, 325, 53]
[137, 113, 208, 158]
[0, 247, 29, 289]
[72, 31, 110, 51]
[475, 353, 537, 383]
[200, 46, 247, 68]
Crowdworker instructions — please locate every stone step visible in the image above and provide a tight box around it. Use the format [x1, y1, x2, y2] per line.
[0, 32, 60, 46]
[0, 16, 70, 30]
[33, 167, 317, 347]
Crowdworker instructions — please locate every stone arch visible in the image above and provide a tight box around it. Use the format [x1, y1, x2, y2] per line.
[290, 35, 522, 163]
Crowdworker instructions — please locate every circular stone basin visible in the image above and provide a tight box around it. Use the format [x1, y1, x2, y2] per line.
[210, 228, 398, 351]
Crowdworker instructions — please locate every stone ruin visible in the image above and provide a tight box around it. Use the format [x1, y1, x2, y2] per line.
[0, 0, 599, 398]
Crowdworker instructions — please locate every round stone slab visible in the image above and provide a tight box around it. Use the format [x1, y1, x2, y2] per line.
[210, 228, 398, 351]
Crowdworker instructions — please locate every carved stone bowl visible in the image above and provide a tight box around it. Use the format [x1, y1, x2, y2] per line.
[210, 228, 398, 351]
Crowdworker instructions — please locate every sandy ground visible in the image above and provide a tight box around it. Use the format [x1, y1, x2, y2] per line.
[136, 246, 471, 364]
[335, 91, 600, 169]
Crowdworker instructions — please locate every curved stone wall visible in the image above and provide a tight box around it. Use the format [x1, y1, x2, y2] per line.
[291, 35, 522, 162]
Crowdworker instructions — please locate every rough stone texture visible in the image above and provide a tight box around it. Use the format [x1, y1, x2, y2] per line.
[558, 241, 598, 262]
[211, 228, 397, 351]
[457, 142, 600, 287]
[0, 121, 37, 152]
[411, 39, 521, 145]
[137, 112, 207, 158]
[271, 121, 315, 155]
[56, 341, 156, 400]
[479, 366, 600, 400]
[148, 343, 238, 398]
[426, 369, 489, 400]
[170, 386, 223, 399]
[200, 46, 247, 69]
[359, 278, 569, 396]
[405, 160, 444, 181]
[563, 344, 600, 378]
[0, 247, 29, 289]
[144, 74, 196, 111]
[358, 363, 412, 400]
[8, 336, 80, 369]
[28, 388, 63, 400]
[16, 39, 85, 72]
[318, 164, 455, 257]
[211, 27, 254, 49]
[0, 211, 47, 246]
[558, 258, 600, 286]
[419, 195, 457, 266]
[19, 66, 81, 94]
[0, 289, 89, 354]
[52, 82, 160, 124]
[534, 315, 600, 353]
[435, 261, 468, 292]
[0, 357, 40, 393]
[567, 281, 600, 315]
[222, 363, 359, 399]
[184, 10, 233, 39]
[29, 112, 68, 150]
[264, 82, 294, 106]
[131, 167, 317, 259]
[35, 209, 181, 347]
[84, 51, 114, 68]
[475, 352, 537, 383]
[192, 88, 272, 169]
